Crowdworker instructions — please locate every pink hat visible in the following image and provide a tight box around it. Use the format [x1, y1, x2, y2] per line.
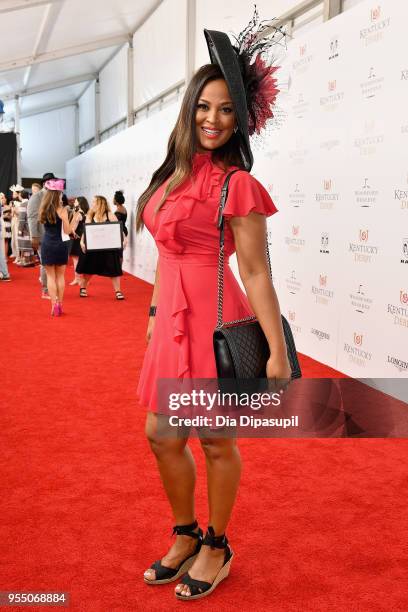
[45, 179, 65, 191]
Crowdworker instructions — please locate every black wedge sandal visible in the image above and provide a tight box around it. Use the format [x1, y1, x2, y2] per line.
[175, 526, 234, 600]
[144, 520, 203, 585]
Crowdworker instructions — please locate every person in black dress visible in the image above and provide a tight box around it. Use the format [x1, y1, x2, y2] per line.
[76, 195, 125, 300]
[39, 180, 82, 316]
[113, 190, 128, 260]
[69, 197, 89, 285]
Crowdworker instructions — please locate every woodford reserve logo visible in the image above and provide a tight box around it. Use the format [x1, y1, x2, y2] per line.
[360, 5, 391, 46]
[285, 269, 302, 295]
[360, 66, 384, 100]
[311, 274, 334, 305]
[293, 92, 310, 119]
[289, 183, 305, 207]
[285, 225, 305, 252]
[344, 333, 372, 368]
[349, 229, 379, 263]
[349, 283, 373, 314]
[387, 290, 408, 328]
[354, 177, 378, 208]
[315, 179, 339, 210]
[293, 43, 313, 73]
[320, 80, 345, 111]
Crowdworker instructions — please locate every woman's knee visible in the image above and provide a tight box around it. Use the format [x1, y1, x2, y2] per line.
[199, 437, 238, 462]
[145, 413, 187, 458]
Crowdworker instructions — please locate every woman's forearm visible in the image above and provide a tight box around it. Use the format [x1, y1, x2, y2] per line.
[242, 271, 286, 354]
[150, 260, 160, 306]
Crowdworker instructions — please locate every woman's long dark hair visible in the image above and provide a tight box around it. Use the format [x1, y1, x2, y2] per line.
[136, 64, 245, 232]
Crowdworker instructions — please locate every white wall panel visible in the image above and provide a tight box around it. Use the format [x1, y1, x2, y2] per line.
[21, 106, 76, 178]
[78, 81, 95, 144]
[133, 0, 186, 108]
[100, 46, 128, 132]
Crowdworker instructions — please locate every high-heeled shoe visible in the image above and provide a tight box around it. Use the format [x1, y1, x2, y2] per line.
[56, 302, 63, 315]
[175, 526, 234, 600]
[144, 520, 203, 585]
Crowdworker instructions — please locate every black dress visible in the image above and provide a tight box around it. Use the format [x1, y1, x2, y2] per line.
[75, 214, 122, 277]
[41, 215, 69, 266]
[70, 219, 85, 257]
[114, 210, 127, 259]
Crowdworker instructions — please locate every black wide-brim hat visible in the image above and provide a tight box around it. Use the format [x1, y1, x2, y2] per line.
[204, 29, 254, 171]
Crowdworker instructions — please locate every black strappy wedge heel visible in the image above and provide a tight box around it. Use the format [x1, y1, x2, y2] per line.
[175, 526, 234, 600]
[144, 520, 203, 585]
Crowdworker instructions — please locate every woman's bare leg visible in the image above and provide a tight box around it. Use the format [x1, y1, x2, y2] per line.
[175, 436, 241, 596]
[111, 276, 121, 293]
[55, 265, 66, 303]
[45, 266, 57, 306]
[144, 412, 198, 581]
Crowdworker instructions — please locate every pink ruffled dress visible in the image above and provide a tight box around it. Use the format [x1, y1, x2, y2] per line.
[136, 151, 278, 412]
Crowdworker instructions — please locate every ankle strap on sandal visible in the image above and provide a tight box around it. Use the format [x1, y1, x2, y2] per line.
[203, 526, 228, 549]
[172, 520, 200, 538]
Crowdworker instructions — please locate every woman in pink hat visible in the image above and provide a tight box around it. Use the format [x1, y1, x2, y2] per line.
[39, 179, 82, 315]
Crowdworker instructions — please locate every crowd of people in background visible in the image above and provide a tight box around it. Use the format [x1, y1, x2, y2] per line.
[0, 173, 128, 315]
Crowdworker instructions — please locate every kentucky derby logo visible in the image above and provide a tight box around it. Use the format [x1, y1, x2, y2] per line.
[359, 229, 369, 242]
[292, 225, 299, 236]
[328, 80, 336, 92]
[316, 179, 339, 210]
[324, 179, 332, 191]
[371, 6, 381, 21]
[360, 5, 390, 45]
[349, 229, 379, 263]
[285, 225, 305, 251]
[319, 274, 327, 287]
[288, 310, 301, 334]
[293, 44, 313, 73]
[400, 291, 408, 305]
[320, 79, 344, 109]
[288, 311, 296, 322]
[312, 274, 334, 305]
[299, 44, 307, 56]
[354, 333, 363, 346]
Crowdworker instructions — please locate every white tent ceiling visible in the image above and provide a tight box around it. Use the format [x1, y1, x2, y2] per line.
[0, 0, 161, 117]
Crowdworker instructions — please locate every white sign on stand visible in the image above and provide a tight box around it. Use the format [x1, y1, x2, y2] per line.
[84, 222, 123, 251]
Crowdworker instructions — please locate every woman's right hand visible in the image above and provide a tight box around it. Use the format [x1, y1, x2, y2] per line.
[146, 316, 155, 343]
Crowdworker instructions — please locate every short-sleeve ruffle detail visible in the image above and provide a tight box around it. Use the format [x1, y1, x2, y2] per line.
[154, 152, 227, 253]
[220, 170, 278, 219]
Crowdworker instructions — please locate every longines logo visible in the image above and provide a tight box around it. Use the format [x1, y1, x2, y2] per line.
[343, 333, 372, 368]
[315, 179, 339, 210]
[328, 37, 339, 61]
[360, 5, 391, 46]
[285, 269, 302, 295]
[289, 139, 309, 165]
[288, 310, 301, 335]
[289, 183, 305, 207]
[311, 274, 334, 305]
[360, 66, 384, 99]
[401, 238, 408, 264]
[320, 138, 340, 152]
[311, 328, 330, 341]
[285, 225, 306, 252]
[387, 291, 408, 328]
[387, 355, 408, 373]
[320, 232, 329, 255]
[349, 283, 373, 314]
[293, 92, 310, 119]
[354, 120, 384, 156]
[354, 178, 378, 207]
[349, 229, 379, 263]
[320, 79, 345, 110]
[293, 43, 313, 73]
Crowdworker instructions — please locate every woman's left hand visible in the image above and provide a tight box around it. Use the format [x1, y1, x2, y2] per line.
[266, 353, 292, 393]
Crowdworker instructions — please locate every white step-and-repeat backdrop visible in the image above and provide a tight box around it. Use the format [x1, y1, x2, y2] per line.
[66, 0, 407, 379]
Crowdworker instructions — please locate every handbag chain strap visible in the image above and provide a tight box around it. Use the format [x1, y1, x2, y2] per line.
[216, 170, 273, 329]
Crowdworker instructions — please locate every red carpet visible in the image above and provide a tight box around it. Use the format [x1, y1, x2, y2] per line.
[1, 262, 407, 611]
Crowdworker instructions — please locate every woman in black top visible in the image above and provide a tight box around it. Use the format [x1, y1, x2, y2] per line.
[69, 197, 89, 285]
[113, 190, 128, 259]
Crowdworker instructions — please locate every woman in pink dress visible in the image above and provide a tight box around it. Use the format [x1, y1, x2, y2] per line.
[137, 16, 290, 601]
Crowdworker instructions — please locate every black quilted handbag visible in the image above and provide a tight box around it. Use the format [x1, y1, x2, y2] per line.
[213, 171, 302, 381]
